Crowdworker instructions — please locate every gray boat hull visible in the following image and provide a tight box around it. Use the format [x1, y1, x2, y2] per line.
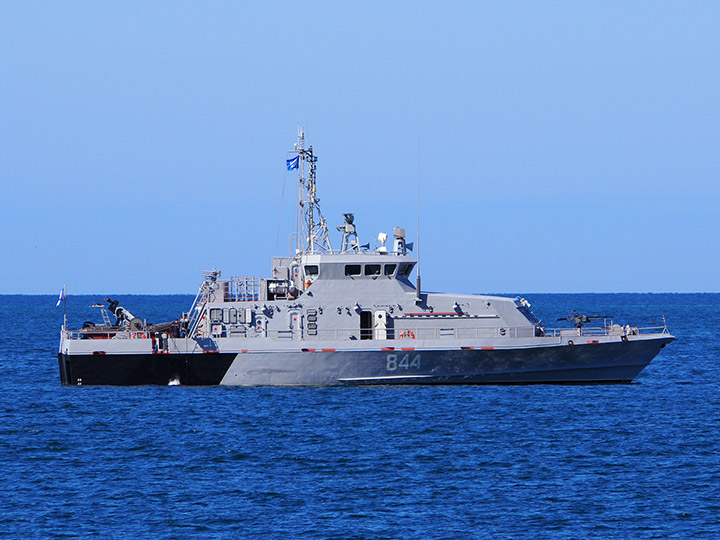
[220, 335, 673, 385]
[58, 333, 673, 386]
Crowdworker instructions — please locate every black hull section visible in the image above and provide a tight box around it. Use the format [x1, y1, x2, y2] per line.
[58, 352, 236, 386]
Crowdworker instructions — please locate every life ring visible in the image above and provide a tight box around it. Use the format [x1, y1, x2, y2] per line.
[131, 332, 146, 339]
[399, 330, 415, 340]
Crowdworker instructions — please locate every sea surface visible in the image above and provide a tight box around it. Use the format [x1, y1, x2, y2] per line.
[0, 293, 718, 539]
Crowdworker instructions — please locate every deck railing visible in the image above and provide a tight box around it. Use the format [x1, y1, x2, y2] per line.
[225, 276, 262, 302]
[63, 322, 670, 342]
[542, 322, 669, 337]
[204, 322, 670, 342]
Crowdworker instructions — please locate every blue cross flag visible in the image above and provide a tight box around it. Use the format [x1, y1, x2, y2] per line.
[286, 155, 300, 171]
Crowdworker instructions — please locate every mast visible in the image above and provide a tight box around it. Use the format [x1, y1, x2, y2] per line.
[291, 127, 333, 254]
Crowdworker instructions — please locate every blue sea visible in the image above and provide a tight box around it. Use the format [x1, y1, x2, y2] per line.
[1, 293, 718, 539]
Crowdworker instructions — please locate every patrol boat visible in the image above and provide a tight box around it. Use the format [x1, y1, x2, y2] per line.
[57, 130, 674, 386]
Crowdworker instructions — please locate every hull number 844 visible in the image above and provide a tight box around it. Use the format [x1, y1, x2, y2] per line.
[386, 353, 421, 371]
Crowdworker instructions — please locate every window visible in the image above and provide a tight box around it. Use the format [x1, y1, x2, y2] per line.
[304, 265, 319, 276]
[210, 308, 223, 323]
[345, 264, 361, 276]
[384, 264, 397, 276]
[364, 264, 381, 276]
[398, 263, 415, 278]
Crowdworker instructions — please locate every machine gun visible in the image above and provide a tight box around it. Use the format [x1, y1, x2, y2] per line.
[557, 311, 611, 328]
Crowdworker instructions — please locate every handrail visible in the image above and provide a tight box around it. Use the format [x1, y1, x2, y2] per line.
[251, 323, 670, 342]
[186, 285, 209, 336]
[226, 276, 262, 302]
[542, 324, 669, 337]
[63, 330, 152, 340]
[286, 238, 413, 257]
[63, 323, 670, 342]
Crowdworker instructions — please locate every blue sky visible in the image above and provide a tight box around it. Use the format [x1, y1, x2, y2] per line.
[1, 2, 718, 294]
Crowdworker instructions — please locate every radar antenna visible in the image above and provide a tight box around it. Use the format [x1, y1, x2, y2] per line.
[290, 127, 333, 254]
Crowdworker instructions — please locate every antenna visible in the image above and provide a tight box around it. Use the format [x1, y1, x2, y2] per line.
[415, 137, 422, 303]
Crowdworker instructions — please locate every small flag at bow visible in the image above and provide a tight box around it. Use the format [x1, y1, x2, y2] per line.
[286, 155, 300, 171]
[56, 287, 65, 307]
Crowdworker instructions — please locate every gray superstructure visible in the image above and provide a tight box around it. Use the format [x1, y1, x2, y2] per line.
[57, 129, 674, 385]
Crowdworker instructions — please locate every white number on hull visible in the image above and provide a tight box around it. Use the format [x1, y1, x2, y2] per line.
[386, 354, 421, 371]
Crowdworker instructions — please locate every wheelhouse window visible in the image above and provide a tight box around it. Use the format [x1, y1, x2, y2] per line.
[364, 264, 381, 276]
[345, 264, 361, 276]
[304, 265, 319, 276]
[398, 263, 415, 278]
[384, 264, 397, 276]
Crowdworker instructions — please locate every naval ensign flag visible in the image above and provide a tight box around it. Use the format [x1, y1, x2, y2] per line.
[286, 155, 300, 171]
